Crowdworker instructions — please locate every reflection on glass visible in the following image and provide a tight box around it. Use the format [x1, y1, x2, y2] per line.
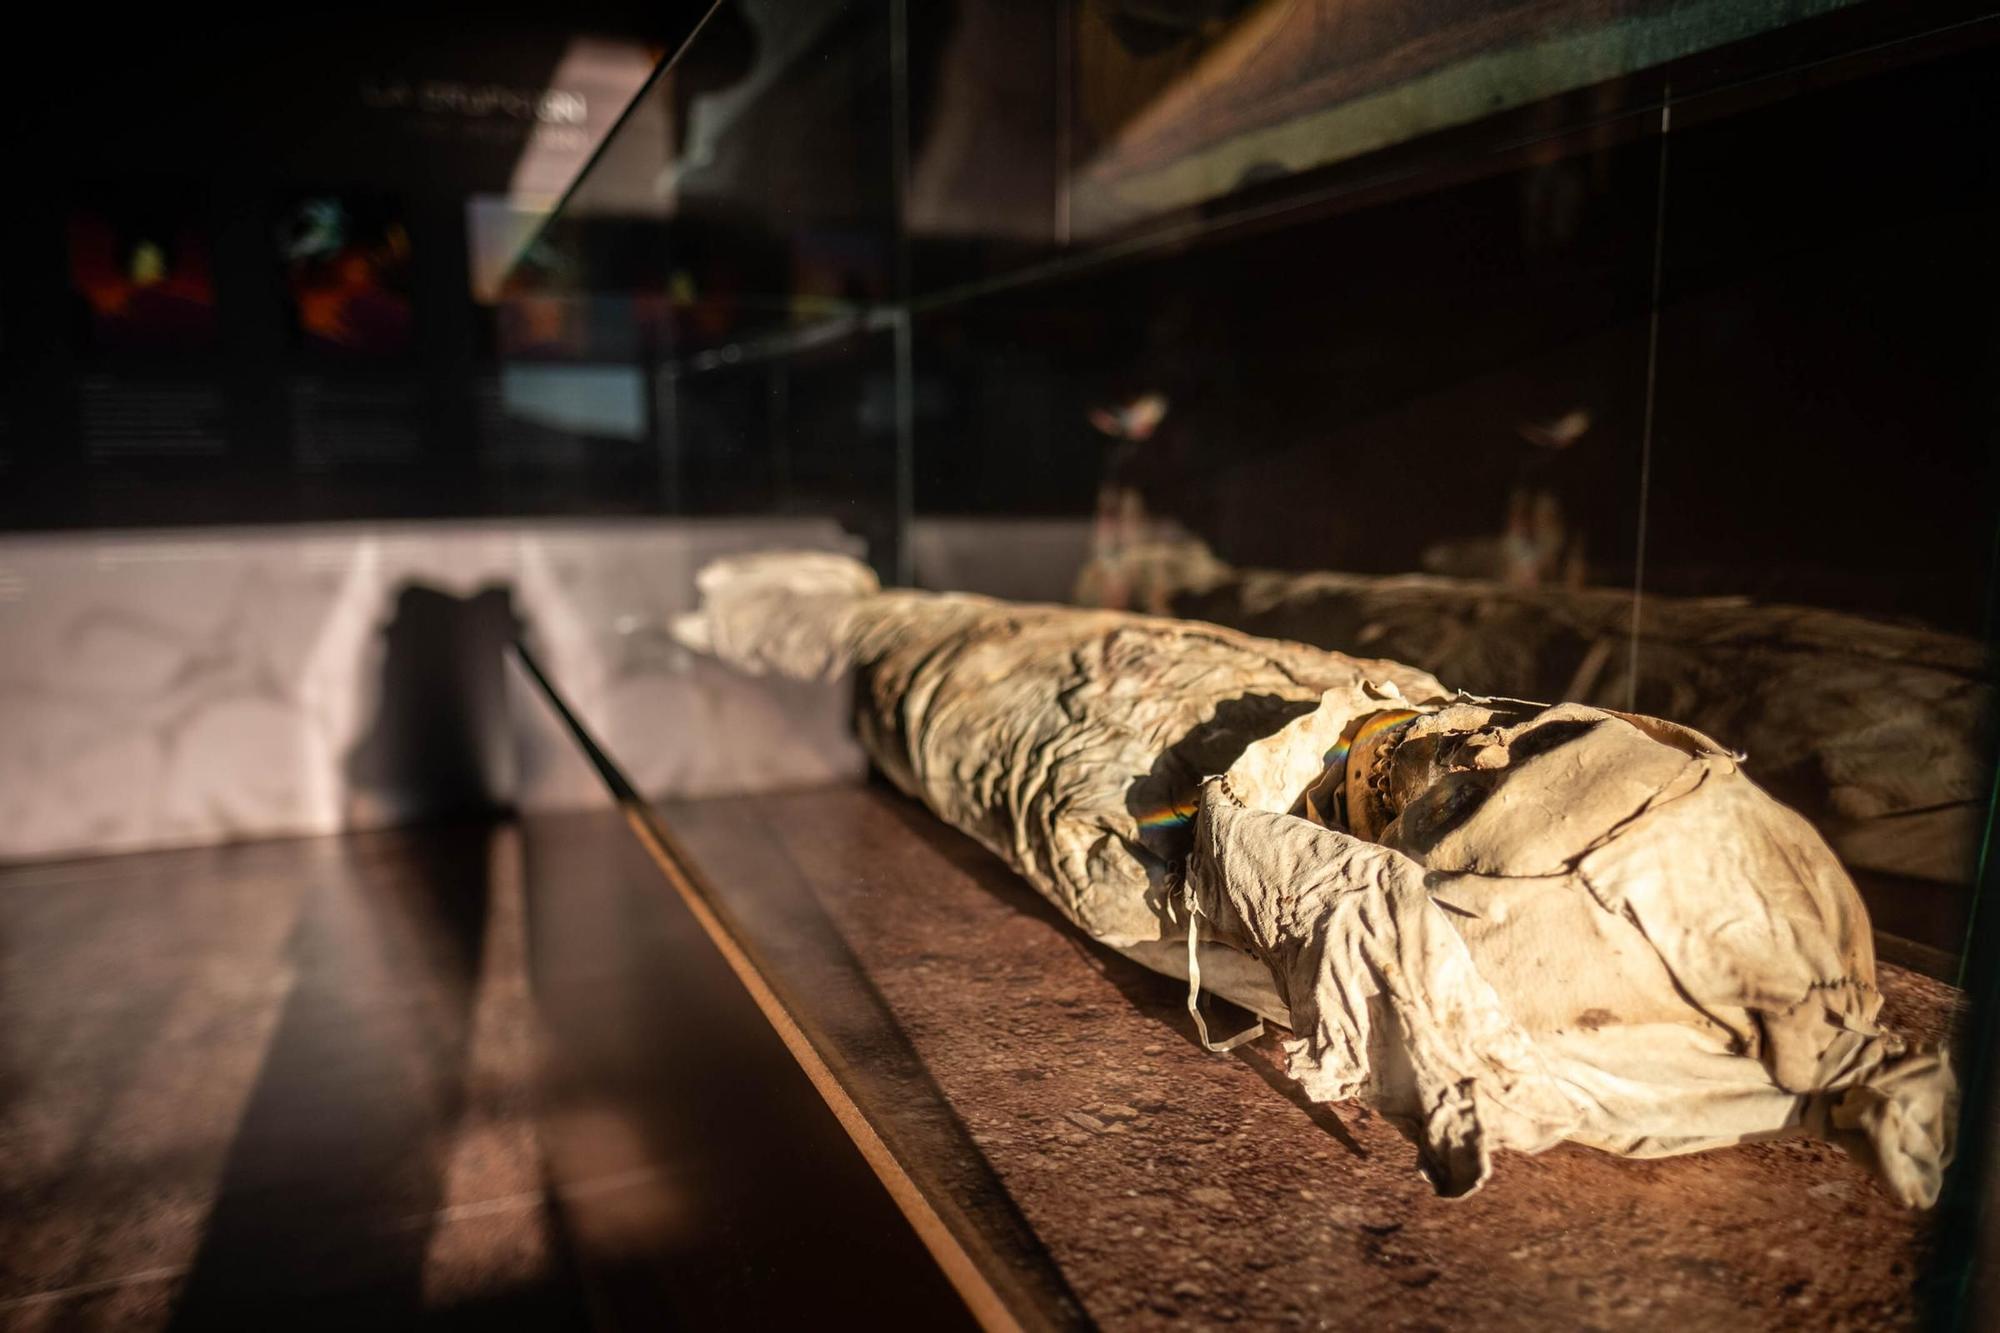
[506, 0, 1997, 981]
[1062, 0, 1866, 237]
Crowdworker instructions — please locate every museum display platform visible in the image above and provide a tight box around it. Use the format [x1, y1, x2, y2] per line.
[507, 640, 1965, 1330]
[0, 729, 1966, 1332]
[652, 784, 1954, 1328]
[0, 634, 1973, 1331]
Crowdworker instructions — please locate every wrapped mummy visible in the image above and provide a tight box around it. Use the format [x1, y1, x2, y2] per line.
[675, 552, 1955, 1206]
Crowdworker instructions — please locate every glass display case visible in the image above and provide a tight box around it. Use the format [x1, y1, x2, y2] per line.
[499, 3, 1999, 1326]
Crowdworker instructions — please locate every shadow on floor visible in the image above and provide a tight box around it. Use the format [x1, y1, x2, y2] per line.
[164, 821, 589, 1331]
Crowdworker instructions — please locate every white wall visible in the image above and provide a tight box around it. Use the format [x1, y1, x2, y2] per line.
[0, 518, 865, 862]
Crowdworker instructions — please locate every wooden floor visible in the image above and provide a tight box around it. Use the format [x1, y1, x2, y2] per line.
[0, 816, 969, 1331]
[0, 822, 592, 1330]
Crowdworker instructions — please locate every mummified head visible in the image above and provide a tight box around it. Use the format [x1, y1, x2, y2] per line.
[1284, 696, 1950, 1205]
[1342, 700, 1753, 876]
[1337, 697, 1881, 1029]
[1339, 697, 1889, 1079]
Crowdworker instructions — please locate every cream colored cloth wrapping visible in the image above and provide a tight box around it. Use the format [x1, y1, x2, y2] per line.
[674, 552, 1955, 1206]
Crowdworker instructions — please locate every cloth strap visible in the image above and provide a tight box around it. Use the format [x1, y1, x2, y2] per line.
[1184, 883, 1264, 1053]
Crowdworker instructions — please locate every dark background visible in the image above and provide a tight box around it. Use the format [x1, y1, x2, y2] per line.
[3, 3, 1995, 635]
[0, 5, 709, 530]
[906, 14, 2000, 635]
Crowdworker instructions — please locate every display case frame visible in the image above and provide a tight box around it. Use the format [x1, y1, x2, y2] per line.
[502, 3, 2000, 1325]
